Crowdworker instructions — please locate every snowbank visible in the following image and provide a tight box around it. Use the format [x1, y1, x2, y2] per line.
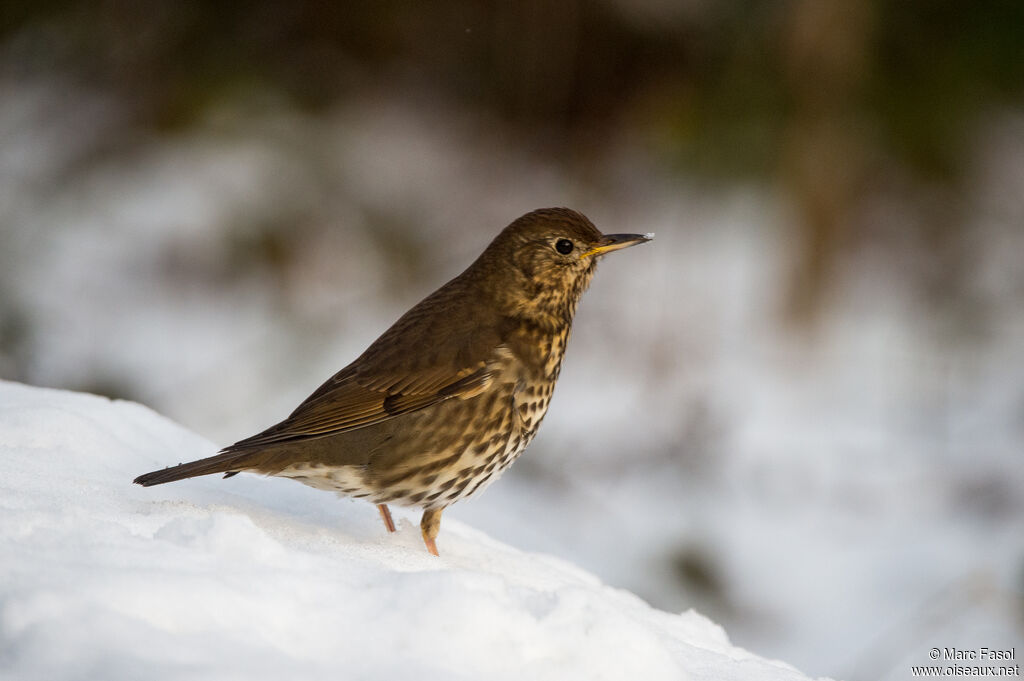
[0, 381, 827, 681]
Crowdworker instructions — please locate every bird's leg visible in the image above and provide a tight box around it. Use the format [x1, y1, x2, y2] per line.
[377, 504, 396, 533]
[420, 508, 443, 556]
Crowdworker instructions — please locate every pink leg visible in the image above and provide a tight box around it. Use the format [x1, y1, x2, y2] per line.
[377, 504, 396, 533]
[420, 508, 442, 556]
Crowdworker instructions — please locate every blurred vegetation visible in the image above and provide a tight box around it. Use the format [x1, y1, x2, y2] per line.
[3, 0, 1023, 324]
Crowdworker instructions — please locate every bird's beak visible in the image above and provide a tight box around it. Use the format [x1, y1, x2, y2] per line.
[581, 233, 654, 258]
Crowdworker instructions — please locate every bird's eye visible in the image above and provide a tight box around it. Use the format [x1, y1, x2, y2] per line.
[555, 238, 574, 255]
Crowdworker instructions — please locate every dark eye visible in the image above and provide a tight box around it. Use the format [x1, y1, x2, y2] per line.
[555, 238, 574, 255]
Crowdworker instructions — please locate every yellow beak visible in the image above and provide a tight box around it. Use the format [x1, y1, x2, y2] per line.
[581, 233, 654, 258]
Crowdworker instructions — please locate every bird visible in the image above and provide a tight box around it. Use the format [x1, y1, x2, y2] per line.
[134, 207, 651, 556]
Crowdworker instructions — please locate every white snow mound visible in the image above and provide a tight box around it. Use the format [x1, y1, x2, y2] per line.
[0, 381, 828, 681]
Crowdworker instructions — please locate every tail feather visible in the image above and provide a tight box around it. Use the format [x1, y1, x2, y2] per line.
[133, 450, 257, 487]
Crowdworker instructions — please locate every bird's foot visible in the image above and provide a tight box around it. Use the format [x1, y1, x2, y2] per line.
[377, 504, 396, 533]
[422, 535, 439, 557]
[420, 508, 443, 557]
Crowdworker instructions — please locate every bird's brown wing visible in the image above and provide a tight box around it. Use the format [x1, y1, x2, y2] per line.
[222, 345, 510, 452]
[221, 269, 515, 453]
[132, 355, 506, 486]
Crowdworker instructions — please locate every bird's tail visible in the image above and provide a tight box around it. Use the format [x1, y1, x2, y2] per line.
[133, 450, 256, 487]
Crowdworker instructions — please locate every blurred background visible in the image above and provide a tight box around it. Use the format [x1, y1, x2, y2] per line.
[2, 1, 1022, 678]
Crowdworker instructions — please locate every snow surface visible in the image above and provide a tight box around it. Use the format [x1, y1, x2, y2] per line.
[0, 380, 827, 681]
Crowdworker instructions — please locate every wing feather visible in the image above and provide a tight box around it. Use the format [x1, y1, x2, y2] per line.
[221, 349, 508, 452]
[222, 271, 515, 453]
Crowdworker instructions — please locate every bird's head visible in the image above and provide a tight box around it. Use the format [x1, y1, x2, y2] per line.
[473, 208, 652, 327]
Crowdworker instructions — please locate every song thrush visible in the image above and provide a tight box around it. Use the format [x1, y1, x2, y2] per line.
[134, 208, 651, 555]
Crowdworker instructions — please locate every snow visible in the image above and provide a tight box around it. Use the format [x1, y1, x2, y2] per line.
[0, 380, 827, 681]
